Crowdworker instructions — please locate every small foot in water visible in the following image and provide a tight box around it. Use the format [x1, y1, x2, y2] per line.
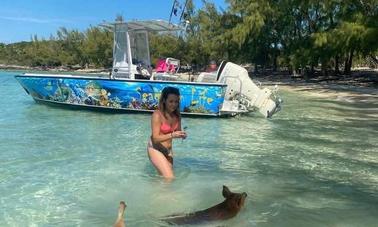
[113, 201, 127, 227]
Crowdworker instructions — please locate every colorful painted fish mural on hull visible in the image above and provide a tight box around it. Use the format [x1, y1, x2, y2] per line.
[15, 75, 226, 116]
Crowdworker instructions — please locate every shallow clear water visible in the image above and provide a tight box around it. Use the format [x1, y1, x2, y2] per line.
[1, 70, 377, 227]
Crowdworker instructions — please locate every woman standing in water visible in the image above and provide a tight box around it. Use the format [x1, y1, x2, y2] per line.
[147, 86, 187, 180]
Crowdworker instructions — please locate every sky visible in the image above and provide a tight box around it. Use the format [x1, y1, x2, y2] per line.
[0, 0, 227, 44]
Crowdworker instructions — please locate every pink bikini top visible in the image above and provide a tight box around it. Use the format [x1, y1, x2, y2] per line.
[158, 111, 179, 134]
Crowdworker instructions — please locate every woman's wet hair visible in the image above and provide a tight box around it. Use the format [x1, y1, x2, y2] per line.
[159, 86, 180, 117]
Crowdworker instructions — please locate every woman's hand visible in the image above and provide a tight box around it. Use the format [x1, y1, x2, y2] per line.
[171, 130, 187, 139]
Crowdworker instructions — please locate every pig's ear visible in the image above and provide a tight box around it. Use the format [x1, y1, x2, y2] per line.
[222, 185, 231, 198]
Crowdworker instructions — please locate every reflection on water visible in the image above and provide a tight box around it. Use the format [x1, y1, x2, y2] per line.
[0, 71, 377, 226]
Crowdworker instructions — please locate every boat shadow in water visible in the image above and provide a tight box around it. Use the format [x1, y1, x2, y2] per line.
[34, 99, 153, 115]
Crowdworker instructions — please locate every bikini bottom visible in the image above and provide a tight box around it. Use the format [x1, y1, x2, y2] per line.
[147, 138, 172, 157]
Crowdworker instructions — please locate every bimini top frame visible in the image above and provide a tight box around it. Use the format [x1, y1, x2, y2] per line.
[101, 20, 182, 80]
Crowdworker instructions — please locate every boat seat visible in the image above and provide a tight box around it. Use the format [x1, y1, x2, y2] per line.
[152, 72, 178, 81]
[196, 72, 217, 83]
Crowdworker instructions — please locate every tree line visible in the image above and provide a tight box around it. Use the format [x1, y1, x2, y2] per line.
[0, 0, 377, 76]
[0, 26, 113, 68]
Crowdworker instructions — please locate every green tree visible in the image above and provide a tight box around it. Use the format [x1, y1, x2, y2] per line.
[56, 27, 85, 66]
[82, 26, 113, 68]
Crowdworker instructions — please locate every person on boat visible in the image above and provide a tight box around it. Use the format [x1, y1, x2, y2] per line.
[206, 60, 217, 72]
[147, 86, 187, 180]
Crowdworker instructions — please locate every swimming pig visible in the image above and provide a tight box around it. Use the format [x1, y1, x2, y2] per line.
[162, 185, 247, 225]
[113, 201, 126, 227]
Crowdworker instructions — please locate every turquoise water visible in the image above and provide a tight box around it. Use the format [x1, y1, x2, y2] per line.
[1, 70, 377, 226]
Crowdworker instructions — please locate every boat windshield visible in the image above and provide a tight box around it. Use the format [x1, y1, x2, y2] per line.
[129, 31, 150, 67]
[113, 23, 128, 68]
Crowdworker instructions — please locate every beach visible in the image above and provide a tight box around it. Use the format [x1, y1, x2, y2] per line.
[255, 69, 377, 102]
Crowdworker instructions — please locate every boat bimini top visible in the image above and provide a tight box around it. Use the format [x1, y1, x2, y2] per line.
[101, 20, 182, 80]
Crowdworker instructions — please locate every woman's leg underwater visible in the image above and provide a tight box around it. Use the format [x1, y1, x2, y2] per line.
[147, 147, 174, 179]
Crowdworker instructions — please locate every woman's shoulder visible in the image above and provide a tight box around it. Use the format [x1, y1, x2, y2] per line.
[152, 110, 163, 120]
[153, 109, 161, 116]
[151, 111, 162, 126]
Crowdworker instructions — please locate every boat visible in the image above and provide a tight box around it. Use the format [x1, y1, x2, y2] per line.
[15, 20, 282, 117]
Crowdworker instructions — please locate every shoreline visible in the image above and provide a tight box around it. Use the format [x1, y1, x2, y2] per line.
[260, 80, 377, 100]
[273, 84, 377, 101]
[255, 69, 377, 97]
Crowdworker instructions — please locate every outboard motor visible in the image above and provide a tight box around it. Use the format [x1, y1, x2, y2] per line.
[217, 62, 282, 118]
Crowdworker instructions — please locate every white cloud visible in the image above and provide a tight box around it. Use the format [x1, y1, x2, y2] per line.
[0, 16, 72, 24]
